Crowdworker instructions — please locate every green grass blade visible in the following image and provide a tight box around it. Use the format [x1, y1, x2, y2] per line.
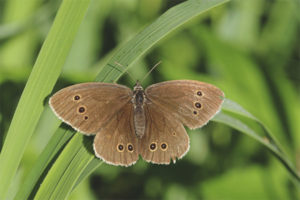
[73, 159, 103, 190]
[34, 135, 95, 200]
[222, 98, 257, 121]
[212, 100, 300, 183]
[14, 128, 74, 200]
[0, 0, 91, 199]
[222, 98, 289, 155]
[95, 0, 230, 82]
[34, 0, 230, 199]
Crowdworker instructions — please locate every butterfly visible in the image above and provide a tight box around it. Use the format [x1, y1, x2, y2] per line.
[49, 80, 224, 166]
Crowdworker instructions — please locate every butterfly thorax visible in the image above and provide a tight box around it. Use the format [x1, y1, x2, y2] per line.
[132, 82, 146, 138]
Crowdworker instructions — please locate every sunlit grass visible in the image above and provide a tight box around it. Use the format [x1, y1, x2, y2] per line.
[0, 0, 299, 199]
[0, 0, 91, 199]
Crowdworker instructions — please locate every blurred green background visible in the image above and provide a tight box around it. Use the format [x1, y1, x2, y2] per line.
[0, 0, 299, 199]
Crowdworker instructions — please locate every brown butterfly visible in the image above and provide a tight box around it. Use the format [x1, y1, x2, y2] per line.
[49, 80, 224, 166]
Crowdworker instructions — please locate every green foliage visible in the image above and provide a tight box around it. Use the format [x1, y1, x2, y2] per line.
[0, 0, 91, 199]
[0, 0, 299, 199]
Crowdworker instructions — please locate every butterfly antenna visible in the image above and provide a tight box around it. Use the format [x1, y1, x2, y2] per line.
[114, 62, 135, 84]
[141, 61, 162, 83]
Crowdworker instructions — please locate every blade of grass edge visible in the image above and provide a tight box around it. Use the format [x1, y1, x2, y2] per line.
[14, 128, 74, 200]
[34, 134, 95, 200]
[212, 100, 300, 183]
[0, 0, 91, 199]
[33, 0, 230, 199]
[72, 159, 103, 190]
[95, 0, 230, 83]
[222, 98, 293, 161]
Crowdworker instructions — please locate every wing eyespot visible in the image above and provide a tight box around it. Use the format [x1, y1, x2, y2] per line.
[117, 144, 125, 152]
[149, 142, 157, 152]
[84, 116, 88, 120]
[196, 91, 203, 96]
[160, 142, 168, 151]
[73, 95, 81, 101]
[78, 106, 86, 114]
[193, 111, 198, 115]
[127, 143, 134, 152]
[194, 102, 202, 109]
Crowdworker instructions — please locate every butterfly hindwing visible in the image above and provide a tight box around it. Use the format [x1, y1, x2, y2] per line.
[138, 102, 189, 164]
[93, 102, 139, 166]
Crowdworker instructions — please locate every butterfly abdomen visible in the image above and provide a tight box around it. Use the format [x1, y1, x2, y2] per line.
[132, 86, 146, 138]
[134, 107, 145, 138]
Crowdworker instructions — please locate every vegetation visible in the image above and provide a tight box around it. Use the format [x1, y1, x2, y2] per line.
[0, 0, 299, 199]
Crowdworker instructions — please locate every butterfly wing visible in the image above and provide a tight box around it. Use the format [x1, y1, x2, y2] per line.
[93, 102, 139, 166]
[145, 80, 224, 129]
[49, 83, 132, 135]
[139, 102, 189, 164]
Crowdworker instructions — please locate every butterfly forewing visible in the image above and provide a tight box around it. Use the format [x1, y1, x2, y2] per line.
[49, 83, 132, 135]
[139, 103, 189, 164]
[145, 80, 224, 129]
[93, 102, 139, 166]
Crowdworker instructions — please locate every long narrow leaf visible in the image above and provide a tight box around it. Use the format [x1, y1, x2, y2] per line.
[34, 134, 94, 200]
[34, 0, 230, 199]
[15, 128, 74, 200]
[95, 0, 230, 82]
[212, 100, 300, 183]
[0, 0, 91, 199]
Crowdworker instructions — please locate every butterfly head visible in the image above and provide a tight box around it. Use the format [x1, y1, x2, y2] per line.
[133, 80, 144, 91]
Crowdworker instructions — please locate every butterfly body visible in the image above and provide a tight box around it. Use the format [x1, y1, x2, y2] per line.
[49, 80, 224, 166]
[132, 82, 146, 138]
